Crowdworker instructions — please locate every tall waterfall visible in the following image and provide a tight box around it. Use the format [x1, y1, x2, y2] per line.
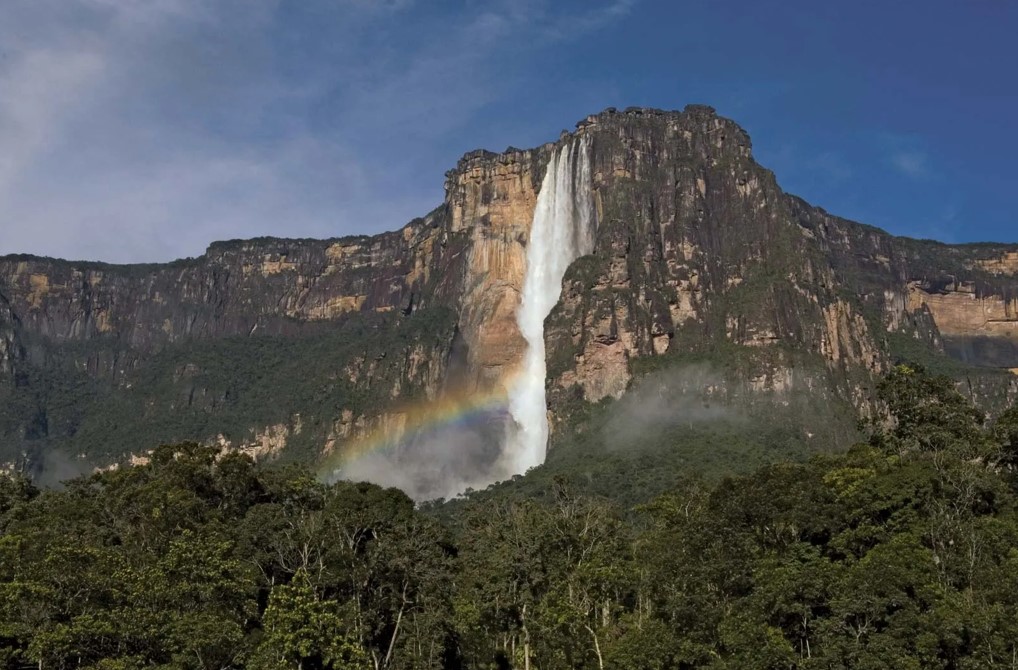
[505, 136, 595, 474]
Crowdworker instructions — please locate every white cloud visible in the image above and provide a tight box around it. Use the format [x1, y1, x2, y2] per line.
[543, 0, 637, 38]
[0, 47, 106, 201]
[0, 0, 635, 263]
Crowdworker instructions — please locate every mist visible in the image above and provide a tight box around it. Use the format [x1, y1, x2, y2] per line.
[23, 447, 94, 489]
[332, 408, 513, 502]
[599, 364, 740, 451]
[332, 364, 748, 501]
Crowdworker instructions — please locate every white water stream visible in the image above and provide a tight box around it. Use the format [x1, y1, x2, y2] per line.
[504, 136, 595, 474]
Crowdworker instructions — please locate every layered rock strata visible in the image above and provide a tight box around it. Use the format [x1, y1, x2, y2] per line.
[2, 105, 1017, 471]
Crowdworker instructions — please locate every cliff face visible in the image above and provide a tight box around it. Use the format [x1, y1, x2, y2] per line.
[444, 147, 546, 391]
[0, 294, 23, 377]
[2, 105, 1017, 472]
[542, 108, 1018, 438]
[0, 214, 462, 359]
[0, 214, 470, 467]
[546, 108, 887, 410]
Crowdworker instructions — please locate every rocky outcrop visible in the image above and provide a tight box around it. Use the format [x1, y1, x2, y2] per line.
[906, 280, 1018, 339]
[213, 419, 301, 462]
[540, 108, 906, 413]
[539, 108, 1018, 420]
[0, 212, 464, 363]
[977, 252, 1018, 276]
[444, 148, 548, 391]
[0, 294, 23, 378]
[2, 105, 1018, 471]
[909, 283, 1018, 369]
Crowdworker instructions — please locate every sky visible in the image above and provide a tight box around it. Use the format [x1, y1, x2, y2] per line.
[0, 0, 1015, 263]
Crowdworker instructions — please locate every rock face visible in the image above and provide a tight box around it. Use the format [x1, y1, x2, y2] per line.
[444, 147, 545, 391]
[977, 252, 1018, 276]
[0, 294, 24, 377]
[2, 105, 1017, 473]
[0, 216, 461, 359]
[906, 280, 1017, 336]
[544, 108, 1018, 429]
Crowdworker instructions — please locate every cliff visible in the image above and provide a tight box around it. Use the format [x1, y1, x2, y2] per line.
[2, 105, 1017, 477]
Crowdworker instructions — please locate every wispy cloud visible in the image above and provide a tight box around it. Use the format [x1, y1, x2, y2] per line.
[890, 150, 929, 178]
[874, 130, 933, 180]
[540, 0, 638, 39]
[0, 0, 633, 263]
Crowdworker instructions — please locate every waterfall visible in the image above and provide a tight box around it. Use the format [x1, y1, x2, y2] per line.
[504, 136, 595, 474]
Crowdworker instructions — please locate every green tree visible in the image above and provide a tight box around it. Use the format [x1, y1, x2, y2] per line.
[252, 571, 368, 670]
[871, 364, 988, 461]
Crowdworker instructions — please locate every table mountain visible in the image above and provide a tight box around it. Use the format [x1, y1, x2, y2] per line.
[2, 105, 1016, 489]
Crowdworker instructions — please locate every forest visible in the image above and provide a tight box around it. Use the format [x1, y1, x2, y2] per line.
[3, 364, 1018, 669]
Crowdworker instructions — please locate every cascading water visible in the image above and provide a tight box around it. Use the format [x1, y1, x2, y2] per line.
[504, 136, 595, 474]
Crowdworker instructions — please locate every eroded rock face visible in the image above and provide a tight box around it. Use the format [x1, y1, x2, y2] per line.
[542, 107, 1018, 426]
[544, 108, 893, 412]
[0, 211, 463, 359]
[903, 280, 1018, 368]
[977, 252, 1018, 276]
[213, 419, 301, 462]
[0, 296, 22, 377]
[444, 147, 549, 392]
[2, 104, 1018, 470]
[907, 281, 1018, 339]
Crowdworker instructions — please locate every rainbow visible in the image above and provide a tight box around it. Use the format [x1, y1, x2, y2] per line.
[317, 375, 518, 477]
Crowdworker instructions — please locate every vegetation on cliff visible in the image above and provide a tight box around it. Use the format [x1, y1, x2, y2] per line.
[4, 106, 1018, 477]
[0, 307, 458, 471]
[3, 366, 1018, 669]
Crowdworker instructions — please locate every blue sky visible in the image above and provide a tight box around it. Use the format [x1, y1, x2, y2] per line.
[0, 0, 1014, 263]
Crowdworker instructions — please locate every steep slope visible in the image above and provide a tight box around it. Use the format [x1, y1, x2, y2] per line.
[541, 108, 1018, 440]
[1, 105, 1016, 488]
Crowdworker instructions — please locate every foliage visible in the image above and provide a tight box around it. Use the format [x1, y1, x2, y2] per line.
[1, 307, 458, 468]
[2, 367, 1018, 668]
[0, 444, 454, 669]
